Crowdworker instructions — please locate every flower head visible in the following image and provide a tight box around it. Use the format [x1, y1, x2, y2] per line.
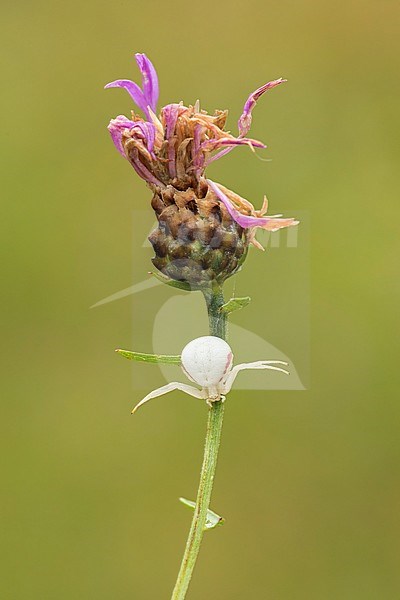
[105, 54, 298, 284]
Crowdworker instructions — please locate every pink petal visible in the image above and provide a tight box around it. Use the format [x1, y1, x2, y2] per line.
[201, 136, 266, 153]
[104, 79, 149, 117]
[107, 115, 136, 156]
[238, 78, 286, 137]
[162, 104, 181, 177]
[135, 53, 159, 112]
[207, 179, 298, 231]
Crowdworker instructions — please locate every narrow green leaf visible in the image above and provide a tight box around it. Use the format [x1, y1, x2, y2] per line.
[179, 497, 225, 530]
[115, 349, 181, 365]
[149, 271, 193, 291]
[220, 296, 251, 314]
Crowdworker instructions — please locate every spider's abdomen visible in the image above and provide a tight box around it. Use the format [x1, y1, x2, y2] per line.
[181, 336, 233, 388]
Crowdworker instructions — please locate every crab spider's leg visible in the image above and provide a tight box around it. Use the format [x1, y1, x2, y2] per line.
[221, 361, 289, 394]
[131, 382, 205, 414]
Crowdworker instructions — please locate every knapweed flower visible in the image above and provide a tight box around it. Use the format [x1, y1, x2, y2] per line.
[105, 53, 298, 286]
[130, 336, 289, 413]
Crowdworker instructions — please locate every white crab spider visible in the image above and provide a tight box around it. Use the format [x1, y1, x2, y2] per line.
[131, 336, 289, 414]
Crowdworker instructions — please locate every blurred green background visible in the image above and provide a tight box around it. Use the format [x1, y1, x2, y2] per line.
[2, 0, 400, 598]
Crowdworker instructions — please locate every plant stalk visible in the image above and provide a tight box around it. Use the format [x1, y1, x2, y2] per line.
[170, 284, 227, 600]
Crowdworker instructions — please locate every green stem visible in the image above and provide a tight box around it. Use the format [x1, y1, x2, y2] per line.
[170, 284, 227, 600]
[203, 284, 227, 339]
